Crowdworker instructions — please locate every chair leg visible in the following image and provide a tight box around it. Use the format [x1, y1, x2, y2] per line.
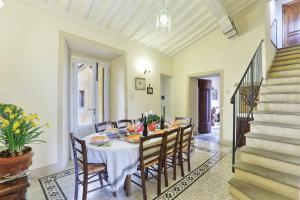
[187, 152, 191, 172]
[125, 175, 131, 197]
[145, 167, 149, 180]
[173, 156, 177, 180]
[82, 175, 88, 200]
[98, 173, 104, 187]
[164, 158, 168, 187]
[74, 176, 79, 200]
[141, 168, 147, 200]
[179, 152, 184, 177]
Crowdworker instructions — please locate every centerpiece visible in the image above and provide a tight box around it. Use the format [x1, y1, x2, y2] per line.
[0, 103, 48, 178]
[145, 111, 160, 131]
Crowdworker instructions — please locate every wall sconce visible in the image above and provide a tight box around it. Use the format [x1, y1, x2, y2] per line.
[144, 69, 151, 74]
[0, 0, 4, 8]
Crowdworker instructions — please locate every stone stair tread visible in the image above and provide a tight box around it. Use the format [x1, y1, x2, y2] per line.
[270, 68, 300, 73]
[266, 76, 300, 80]
[261, 83, 300, 86]
[229, 178, 293, 200]
[272, 63, 300, 67]
[253, 110, 300, 116]
[276, 52, 300, 58]
[240, 146, 300, 166]
[249, 121, 300, 129]
[245, 132, 300, 146]
[234, 161, 300, 189]
[279, 45, 300, 52]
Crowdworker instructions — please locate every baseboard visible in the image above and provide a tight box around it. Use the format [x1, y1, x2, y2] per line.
[30, 160, 71, 178]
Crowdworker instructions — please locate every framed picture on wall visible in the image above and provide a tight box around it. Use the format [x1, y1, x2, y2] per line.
[135, 78, 146, 90]
[147, 84, 153, 94]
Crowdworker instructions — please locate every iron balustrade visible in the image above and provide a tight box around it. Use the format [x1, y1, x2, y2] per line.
[230, 40, 264, 172]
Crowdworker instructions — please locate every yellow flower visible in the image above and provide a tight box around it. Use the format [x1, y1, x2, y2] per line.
[13, 121, 20, 131]
[0, 117, 9, 129]
[15, 129, 20, 134]
[4, 107, 12, 114]
[9, 114, 15, 119]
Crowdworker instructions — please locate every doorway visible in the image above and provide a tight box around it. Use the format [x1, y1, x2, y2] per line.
[71, 57, 108, 138]
[188, 72, 222, 143]
[160, 74, 172, 119]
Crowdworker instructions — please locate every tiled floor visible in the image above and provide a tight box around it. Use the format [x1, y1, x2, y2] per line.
[27, 136, 234, 200]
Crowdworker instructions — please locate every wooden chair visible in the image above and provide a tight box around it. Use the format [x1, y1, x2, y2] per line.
[116, 119, 133, 129]
[163, 128, 181, 185]
[69, 133, 116, 200]
[131, 133, 165, 200]
[175, 117, 192, 126]
[94, 121, 116, 133]
[177, 124, 194, 177]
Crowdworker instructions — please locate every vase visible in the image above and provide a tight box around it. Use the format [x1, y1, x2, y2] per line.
[0, 146, 33, 178]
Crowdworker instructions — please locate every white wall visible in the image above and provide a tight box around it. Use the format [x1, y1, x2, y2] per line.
[110, 56, 126, 121]
[0, 0, 173, 170]
[172, 1, 270, 142]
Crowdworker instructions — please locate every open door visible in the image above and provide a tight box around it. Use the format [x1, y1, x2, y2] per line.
[198, 79, 212, 133]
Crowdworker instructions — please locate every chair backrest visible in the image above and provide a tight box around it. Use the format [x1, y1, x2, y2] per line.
[139, 133, 165, 168]
[164, 128, 180, 157]
[179, 124, 194, 152]
[95, 121, 117, 133]
[69, 133, 88, 174]
[116, 119, 133, 129]
[175, 117, 192, 126]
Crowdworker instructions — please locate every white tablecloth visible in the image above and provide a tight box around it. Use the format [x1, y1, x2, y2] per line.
[85, 133, 139, 191]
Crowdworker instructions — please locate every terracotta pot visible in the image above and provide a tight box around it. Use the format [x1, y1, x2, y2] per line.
[147, 122, 156, 131]
[0, 147, 33, 178]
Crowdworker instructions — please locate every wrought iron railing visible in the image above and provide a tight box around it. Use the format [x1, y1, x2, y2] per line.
[230, 40, 264, 172]
[271, 19, 278, 48]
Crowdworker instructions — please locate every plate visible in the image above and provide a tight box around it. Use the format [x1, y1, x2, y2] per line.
[90, 135, 109, 145]
[126, 134, 141, 143]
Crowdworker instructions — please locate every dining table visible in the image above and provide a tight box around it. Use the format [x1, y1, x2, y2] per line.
[85, 132, 139, 195]
[84, 123, 182, 196]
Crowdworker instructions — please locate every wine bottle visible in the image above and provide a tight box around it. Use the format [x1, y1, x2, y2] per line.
[160, 116, 164, 130]
[143, 116, 148, 137]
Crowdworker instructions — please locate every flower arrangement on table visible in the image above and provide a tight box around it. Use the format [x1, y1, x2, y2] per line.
[145, 111, 160, 131]
[0, 103, 48, 178]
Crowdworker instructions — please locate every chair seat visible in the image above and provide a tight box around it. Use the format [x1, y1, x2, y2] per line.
[79, 163, 106, 174]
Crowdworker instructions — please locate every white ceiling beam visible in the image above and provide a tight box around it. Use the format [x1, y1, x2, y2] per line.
[160, 14, 215, 52]
[120, 0, 160, 37]
[96, 0, 116, 26]
[146, 8, 209, 48]
[100, 0, 128, 28]
[64, 0, 72, 12]
[168, 24, 219, 56]
[202, 0, 227, 19]
[83, 0, 96, 20]
[163, 19, 218, 54]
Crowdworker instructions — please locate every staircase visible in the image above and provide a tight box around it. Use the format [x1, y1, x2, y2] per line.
[229, 45, 300, 200]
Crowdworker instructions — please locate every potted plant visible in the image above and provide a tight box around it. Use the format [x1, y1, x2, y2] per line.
[146, 112, 160, 131]
[0, 103, 48, 178]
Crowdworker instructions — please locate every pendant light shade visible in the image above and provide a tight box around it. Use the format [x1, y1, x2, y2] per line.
[156, 0, 171, 33]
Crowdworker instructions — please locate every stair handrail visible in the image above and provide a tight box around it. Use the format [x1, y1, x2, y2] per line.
[271, 19, 278, 49]
[231, 39, 264, 172]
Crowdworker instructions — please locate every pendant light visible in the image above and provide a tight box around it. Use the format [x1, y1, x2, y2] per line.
[156, 0, 171, 33]
[0, 0, 4, 8]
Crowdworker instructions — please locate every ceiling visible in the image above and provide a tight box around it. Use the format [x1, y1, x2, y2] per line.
[21, 0, 259, 56]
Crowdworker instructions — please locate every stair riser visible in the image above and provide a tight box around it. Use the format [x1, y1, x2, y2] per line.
[268, 70, 300, 78]
[251, 124, 300, 139]
[266, 77, 300, 85]
[229, 186, 252, 200]
[275, 54, 300, 61]
[253, 113, 300, 125]
[240, 152, 300, 176]
[235, 169, 298, 199]
[270, 64, 300, 72]
[260, 93, 300, 102]
[277, 49, 300, 56]
[257, 103, 300, 112]
[246, 137, 300, 157]
[260, 85, 300, 93]
[273, 59, 300, 66]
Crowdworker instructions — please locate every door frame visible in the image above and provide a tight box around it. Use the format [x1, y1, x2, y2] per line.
[186, 70, 224, 140]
